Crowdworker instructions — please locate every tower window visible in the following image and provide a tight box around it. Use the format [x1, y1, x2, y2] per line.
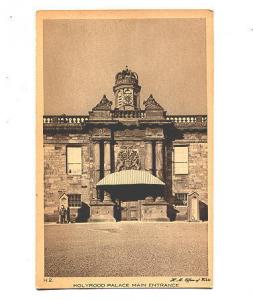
[66, 147, 82, 175]
[173, 146, 189, 175]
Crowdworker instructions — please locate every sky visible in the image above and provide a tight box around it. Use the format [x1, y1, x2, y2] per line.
[43, 18, 207, 115]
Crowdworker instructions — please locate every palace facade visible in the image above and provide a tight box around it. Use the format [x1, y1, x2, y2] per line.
[43, 67, 208, 222]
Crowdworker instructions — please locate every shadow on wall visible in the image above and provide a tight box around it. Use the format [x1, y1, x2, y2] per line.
[167, 204, 180, 221]
[167, 196, 208, 222]
[75, 202, 90, 222]
[199, 201, 208, 221]
[44, 213, 58, 222]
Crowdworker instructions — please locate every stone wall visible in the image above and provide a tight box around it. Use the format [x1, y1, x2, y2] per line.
[171, 131, 208, 220]
[44, 133, 91, 222]
[43, 129, 208, 222]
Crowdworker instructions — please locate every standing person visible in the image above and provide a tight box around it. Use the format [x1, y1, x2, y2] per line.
[66, 206, 70, 223]
[59, 205, 66, 224]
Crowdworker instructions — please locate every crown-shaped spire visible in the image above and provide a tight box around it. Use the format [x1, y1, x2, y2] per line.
[115, 66, 139, 86]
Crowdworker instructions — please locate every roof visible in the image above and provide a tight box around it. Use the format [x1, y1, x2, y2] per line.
[96, 170, 165, 186]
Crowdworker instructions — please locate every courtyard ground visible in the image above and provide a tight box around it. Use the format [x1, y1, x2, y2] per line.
[44, 222, 208, 277]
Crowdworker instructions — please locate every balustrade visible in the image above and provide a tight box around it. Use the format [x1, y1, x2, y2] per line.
[43, 113, 207, 124]
[43, 115, 89, 124]
[166, 115, 207, 123]
[111, 110, 146, 119]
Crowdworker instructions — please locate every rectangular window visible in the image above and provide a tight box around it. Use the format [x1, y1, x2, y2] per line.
[175, 193, 188, 206]
[174, 146, 189, 175]
[68, 194, 82, 207]
[67, 147, 82, 175]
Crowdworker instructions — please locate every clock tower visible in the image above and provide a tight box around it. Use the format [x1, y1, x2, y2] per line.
[113, 66, 141, 110]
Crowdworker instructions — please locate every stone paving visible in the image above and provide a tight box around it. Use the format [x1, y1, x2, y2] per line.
[44, 222, 208, 277]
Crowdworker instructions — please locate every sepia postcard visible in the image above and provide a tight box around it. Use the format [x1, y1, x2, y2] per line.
[36, 9, 213, 289]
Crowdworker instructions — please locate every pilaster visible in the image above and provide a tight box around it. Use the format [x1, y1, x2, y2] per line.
[155, 141, 164, 180]
[144, 141, 153, 173]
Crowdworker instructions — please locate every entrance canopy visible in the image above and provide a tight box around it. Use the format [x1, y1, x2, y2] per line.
[96, 170, 165, 186]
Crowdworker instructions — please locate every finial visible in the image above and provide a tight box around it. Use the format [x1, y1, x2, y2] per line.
[92, 94, 112, 111]
[101, 94, 109, 103]
[143, 94, 164, 110]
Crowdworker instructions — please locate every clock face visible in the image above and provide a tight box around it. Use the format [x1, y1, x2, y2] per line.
[117, 88, 134, 108]
[123, 88, 133, 105]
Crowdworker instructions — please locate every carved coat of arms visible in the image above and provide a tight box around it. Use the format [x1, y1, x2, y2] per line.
[116, 146, 141, 171]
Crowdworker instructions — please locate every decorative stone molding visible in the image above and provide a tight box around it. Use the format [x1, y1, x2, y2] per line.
[155, 196, 165, 202]
[43, 114, 207, 132]
[145, 196, 155, 203]
[92, 95, 112, 111]
[91, 127, 111, 140]
[59, 193, 68, 208]
[88, 201, 116, 222]
[143, 94, 164, 111]
[141, 201, 169, 221]
[174, 121, 207, 130]
[116, 145, 141, 171]
[114, 66, 139, 86]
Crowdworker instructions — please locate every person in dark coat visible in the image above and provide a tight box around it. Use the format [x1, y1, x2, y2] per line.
[59, 205, 66, 224]
[66, 207, 71, 223]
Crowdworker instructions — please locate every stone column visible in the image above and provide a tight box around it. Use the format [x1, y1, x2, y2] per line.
[102, 141, 112, 202]
[93, 141, 100, 200]
[144, 141, 153, 173]
[104, 141, 111, 177]
[89, 141, 115, 222]
[104, 190, 112, 203]
[155, 141, 164, 180]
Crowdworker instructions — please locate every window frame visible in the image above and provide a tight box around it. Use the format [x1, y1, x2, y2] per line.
[66, 145, 82, 175]
[174, 193, 188, 207]
[67, 194, 82, 208]
[173, 145, 189, 175]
